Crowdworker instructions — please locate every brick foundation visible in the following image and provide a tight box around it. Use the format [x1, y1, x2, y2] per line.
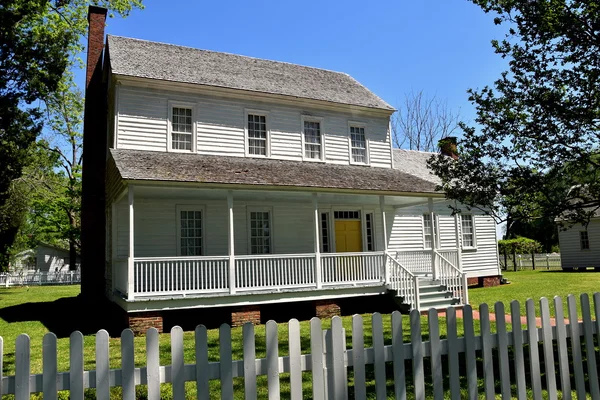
[480, 275, 501, 287]
[467, 277, 479, 286]
[315, 300, 341, 319]
[128, 312, 164, 334]
[231, 306, 261, 327]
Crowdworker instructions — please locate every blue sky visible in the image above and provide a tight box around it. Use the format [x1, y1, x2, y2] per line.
[79, 0, 509, 127]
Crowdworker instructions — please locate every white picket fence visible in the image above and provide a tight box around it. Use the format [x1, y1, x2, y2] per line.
[2, 293, 600, 399]
[500, 253, 562, 270]
[0, 270, 80, 287]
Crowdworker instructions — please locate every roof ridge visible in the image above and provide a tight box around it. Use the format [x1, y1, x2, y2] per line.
[393, 148, 439, 155]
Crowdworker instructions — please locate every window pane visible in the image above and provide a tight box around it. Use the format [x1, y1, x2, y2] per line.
[350, 126, 366, 163]
[180, 209, 202, 256]
[172, 107, 193, 150]
[250, 210, 271, 254]
[461, 215, 474, 247]
[304, 120, 322, 159]
[248, 114, 267, 155]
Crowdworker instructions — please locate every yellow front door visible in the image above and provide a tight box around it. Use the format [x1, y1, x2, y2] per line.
[335, 220, 362, 252]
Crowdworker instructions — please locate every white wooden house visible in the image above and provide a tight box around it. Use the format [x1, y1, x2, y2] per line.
[82, 8, 500, 330]
[10, 244, 76, 272]
[558, 213, 600, 270]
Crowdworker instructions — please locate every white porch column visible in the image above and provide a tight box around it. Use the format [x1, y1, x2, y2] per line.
[428, 198, 438, 280]
[127, 186, 135, 300]
[312, 193, 322, 289]
[379, 195, 390, 284]
[227, 190, 236, 294]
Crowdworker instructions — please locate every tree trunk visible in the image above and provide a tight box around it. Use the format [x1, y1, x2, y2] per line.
[513, 250, 517, 271]
[503, 251, 508, 271]
[531, 251, 536, 270]
[68, 213, 78, 271]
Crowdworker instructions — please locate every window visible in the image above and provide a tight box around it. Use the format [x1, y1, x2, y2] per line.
[350, 125, 367, 163]
[365, 213, 375, 251]
[247, 113, 268, 156]
[334, 210, 361, 220]
[580, 231, 590, 250]
[320, 212, 330, 252]
[171, 107, 193, 151]
[250, 210, 271, 254]
[303, 118, 323, 160]
[461, 214, 475, 248]
[178, 208, 202, 256]
[423, 214, 433, 249]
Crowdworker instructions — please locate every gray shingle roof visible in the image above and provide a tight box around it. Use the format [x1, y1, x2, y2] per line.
[110, 149, 438, 194]
[392, 149, 441, 185]
[106, 35, 394, 112]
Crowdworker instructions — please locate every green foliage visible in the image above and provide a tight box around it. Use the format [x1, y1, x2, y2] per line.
[429, 1, 600, 227]
[498, 237, 542, 255]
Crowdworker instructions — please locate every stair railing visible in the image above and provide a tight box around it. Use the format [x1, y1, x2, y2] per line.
[386, 253, 420, 311]
[434, 250, 468, 305]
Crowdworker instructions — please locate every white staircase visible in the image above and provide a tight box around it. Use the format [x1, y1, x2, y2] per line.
[414, 277, 460, 310]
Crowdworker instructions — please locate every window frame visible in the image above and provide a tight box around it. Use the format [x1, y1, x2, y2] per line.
[175, 205, 205, 256]
[247, 207, 274, 255]
[168, 101, 197, 153]
[460, 214, 477, 250]
[364, 211, 376, 251]
[319, 211, 332, 253]
[580, 230, 590, 250]
[301, 115, 325, 162]
[348, 121, 370, 165]
[244, 108, 271, 158]
[422, 213, 434, 250]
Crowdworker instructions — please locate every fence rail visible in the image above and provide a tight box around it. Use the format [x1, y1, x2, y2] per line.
[3, 293, 600, 399]
[500, 253, 562, 270]
[0, 270, 80, 287]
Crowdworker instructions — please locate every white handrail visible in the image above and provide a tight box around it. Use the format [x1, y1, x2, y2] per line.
[435, 250, 467, 305]
[387, 254, 420, 310]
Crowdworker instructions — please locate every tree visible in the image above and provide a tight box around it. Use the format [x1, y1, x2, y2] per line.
[429, 0, 600, 228]
[392, 90, 461, 152]
[0, 0, 142, 268]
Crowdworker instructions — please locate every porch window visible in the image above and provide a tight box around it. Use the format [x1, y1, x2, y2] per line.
[250, 210, 271, 254]
[320, 212, 330, 252]
[461, 214, 475, 248]
[334, 210, 360, 219]
[580, 231, 590, 250]
[423, 214, 433, 249]
[365, 213, 375, 251]
[178, 209, 202, 256]
[350, 125, 367, 163]
[171, 107, 193, 151]
[247, 113, 267, 156]
[303, 119, 323, 160]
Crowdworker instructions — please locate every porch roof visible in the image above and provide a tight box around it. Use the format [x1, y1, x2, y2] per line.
[110, 149, 439, 194]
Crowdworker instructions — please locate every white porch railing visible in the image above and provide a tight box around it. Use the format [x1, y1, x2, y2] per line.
[235, 254, 315, 291]
[394, 250, 432, 275]
[321, 252, 385, 286]
[435, 250, 468, 305]
[386, 254, 420, 310]
[0, 270, 80, 287]
[133, 256, 229, 296]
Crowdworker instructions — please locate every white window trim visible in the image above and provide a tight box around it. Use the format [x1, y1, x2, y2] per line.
[175, 205, 205, 256]
[348, 121, 370, 165]
[580, 231, 590, 250]
[247, 207, 274, 254]
[422, 213, 434, 250]
[461, 214, 477, 250]
[168, 100, 197, 153]
[301, 115, 326, 162]
[244, 108, 271, 158]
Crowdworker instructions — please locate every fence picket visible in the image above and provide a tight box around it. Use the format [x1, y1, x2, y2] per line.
[352, 314, 367, 400]
[195, 325, 210, 400]
[553, 296, 571, 400]
[70, 331, 84, 400]
[539, 298, 557, 400]
[331, 316, 347, 400]
[243, 323, 257, 400]
[310, 317, 325, 400]
[121, 329, 135, 400]
[428, 309, 443, 400]
[288, 319, 302, 400]
[410, 309, 425, 400]
[479, 304, 494, 400]
[219, 323, 234, 400]
[0, 336, 3, 398]
[42, 333, 57, 400]
[146, 328, 160, 400]
[580, 294, 600, 398]
[510, 301, 526, 400]
[15, 334, 30, 400]
[266, 320, 280, 400]
[462, 305, 478, 400]
[171, 326, 185, 400]
[96, 330, 110, 400]
[567, 295, 586, 400]
[446, 307, 460, 400]
[372, 313, 386, 400]
[391, 311, 406, 400]
[494, 302, 511, 399]
[525, 299, 542, 400]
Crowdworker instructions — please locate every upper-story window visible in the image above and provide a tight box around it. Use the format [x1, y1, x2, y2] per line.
[169, 102, 195, 152]
[302, 116, 324, 160]
[349, 124, 368, 164]
[246, 110, 269, 157]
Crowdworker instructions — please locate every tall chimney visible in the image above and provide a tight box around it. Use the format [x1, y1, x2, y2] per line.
[438, 136, 458, 160]
[81, 6, 108, 301]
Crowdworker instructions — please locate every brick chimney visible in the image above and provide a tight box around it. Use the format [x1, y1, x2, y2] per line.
[438, 136, 458, 160]
[81, 6, 108, 301]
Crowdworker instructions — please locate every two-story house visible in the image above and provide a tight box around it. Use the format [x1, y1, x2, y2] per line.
[81, 7, 501, 332]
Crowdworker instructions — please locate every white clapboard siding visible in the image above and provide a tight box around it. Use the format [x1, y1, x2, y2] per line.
[558, 219, 600, 269]
[388, 214, 424, 251]
[114, 84, 393, 167]
[4, 294, 600, 399]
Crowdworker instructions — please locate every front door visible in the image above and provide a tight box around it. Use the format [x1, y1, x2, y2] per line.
[335, 220, 362, 252]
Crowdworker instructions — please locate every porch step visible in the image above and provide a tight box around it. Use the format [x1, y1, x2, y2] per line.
[389, 278, 460, 312]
